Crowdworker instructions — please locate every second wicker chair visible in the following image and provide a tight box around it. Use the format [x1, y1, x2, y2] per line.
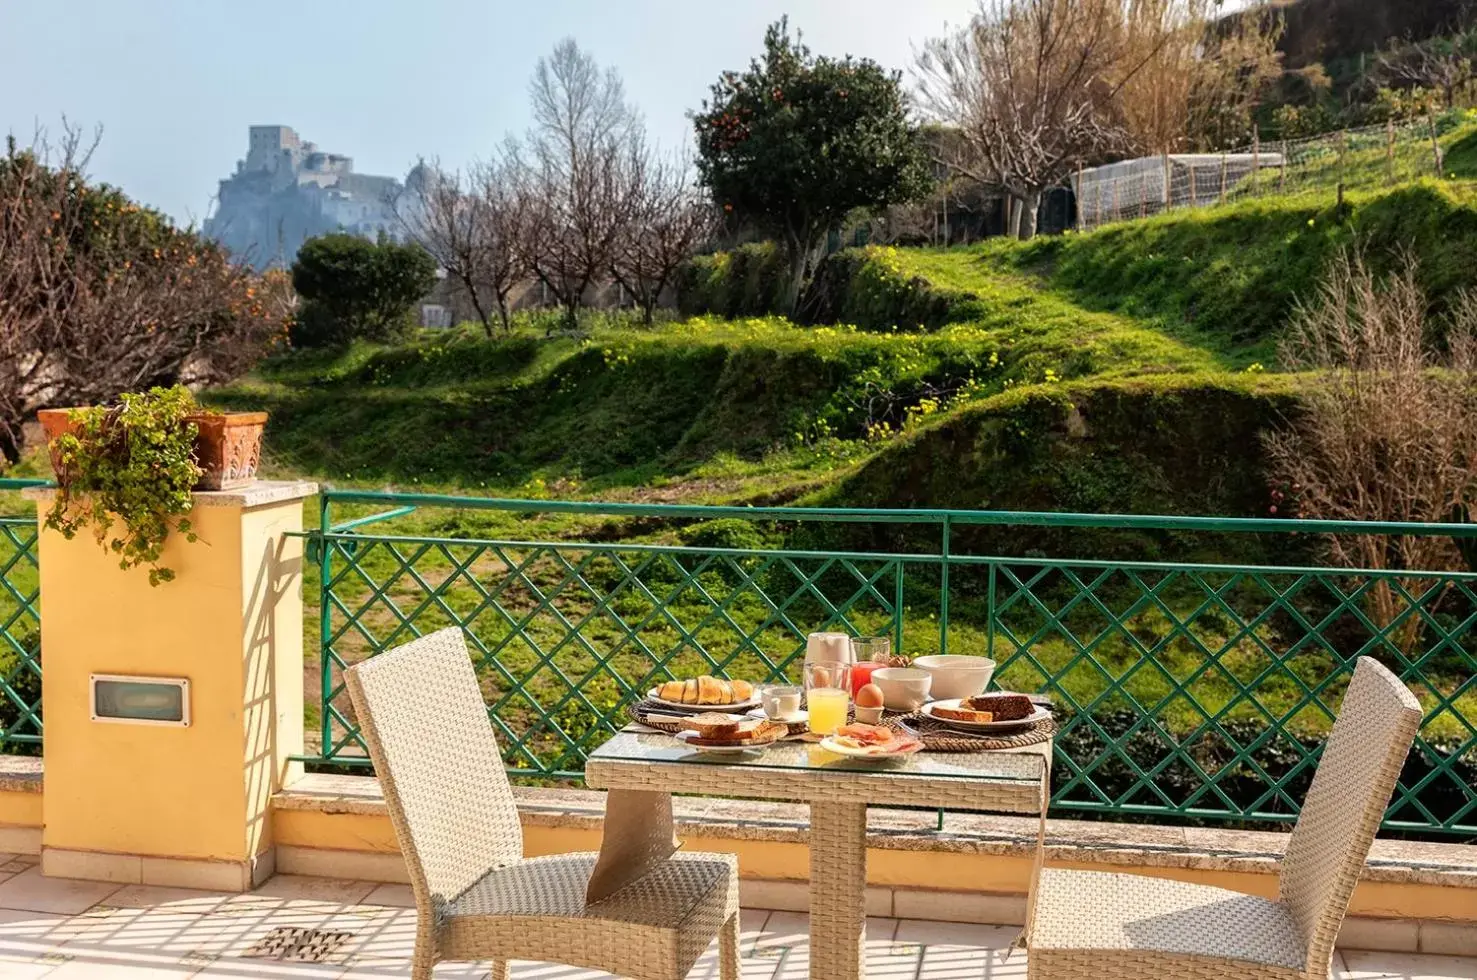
[344, 627, 742, 980]
[1024, 655, 1423, 979]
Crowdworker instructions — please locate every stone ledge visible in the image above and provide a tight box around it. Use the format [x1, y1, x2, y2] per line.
[275, 773, 1477, 890]
[23, 479, 317, 509]
[0, 757, 42, 794]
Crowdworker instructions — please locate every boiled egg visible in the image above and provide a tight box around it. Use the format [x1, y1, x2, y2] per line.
[855, 683, 885, 709]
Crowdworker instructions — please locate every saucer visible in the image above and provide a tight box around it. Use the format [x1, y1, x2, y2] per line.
[746, 707, 808, 725]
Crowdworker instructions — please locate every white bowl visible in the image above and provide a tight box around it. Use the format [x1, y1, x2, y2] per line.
[872, 667, 933, 712]
[912, 655, 996, 700]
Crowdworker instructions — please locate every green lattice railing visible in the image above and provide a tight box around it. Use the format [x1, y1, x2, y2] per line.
[308, 490, 1477, 837]
[0, 479, 46, 754]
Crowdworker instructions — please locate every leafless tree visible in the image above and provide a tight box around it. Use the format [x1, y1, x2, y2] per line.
[915, 0, 1271, 238]
[916, 0, 1139, 239]
[1375, 30, 1477, 108]
[515, 38, 643, 331]
[393, 156, 527, 336]
[0, 127, 287, 464]
[1264, 250, 1477, 653]
[609, 150, 716, 324]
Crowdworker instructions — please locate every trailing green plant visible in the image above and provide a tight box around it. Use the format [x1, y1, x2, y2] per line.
[45, 386, 203, 585]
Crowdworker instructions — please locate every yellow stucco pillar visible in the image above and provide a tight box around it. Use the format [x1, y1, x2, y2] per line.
[27, 481, 316, 890]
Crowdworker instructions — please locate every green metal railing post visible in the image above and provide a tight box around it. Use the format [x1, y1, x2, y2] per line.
[893, 562, 905, 655]
[939, 517, 951, 656]
[318, 489, 333, 758]
[986, 562, 997, 661]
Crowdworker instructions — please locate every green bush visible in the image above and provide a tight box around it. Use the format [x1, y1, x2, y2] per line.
[677, 242, 789, 318]
[805, 246, 976, 331]
[290, 234, 438, 347]
[678, 518, 773, 552]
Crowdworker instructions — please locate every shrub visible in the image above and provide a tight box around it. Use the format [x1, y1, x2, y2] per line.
[678, 242, 789, 317]
[290, 234, 437, 347]
[804, 246, 972, 330]
[678, 518, 773, 552]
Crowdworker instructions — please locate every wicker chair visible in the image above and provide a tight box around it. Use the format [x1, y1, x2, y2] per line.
[1025, 655, 1423, 979]
[344, 627, 741, 980]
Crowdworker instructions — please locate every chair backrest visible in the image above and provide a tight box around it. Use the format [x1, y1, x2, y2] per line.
[1280, 656, 1421, 974]
[344, 627, 524, 910]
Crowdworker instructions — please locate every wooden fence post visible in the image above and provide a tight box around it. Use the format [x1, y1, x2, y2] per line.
[1162, 152, 1172, 212]
[1386, 118, 1396, 185]
[1075, 163, 1084, 230]
[1189, 162, 1198, 207]
[1429, 112, 1445, 178]
[1338, 130, 1348, 185]
[1280, 140, 1288, 193]
[1252, 132, 1260, 196]
[1219, 152, 1227, 204]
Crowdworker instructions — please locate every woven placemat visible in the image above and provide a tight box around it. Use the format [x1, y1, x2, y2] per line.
[886, 713, 1057, 752]
[627, 700, 812, 737]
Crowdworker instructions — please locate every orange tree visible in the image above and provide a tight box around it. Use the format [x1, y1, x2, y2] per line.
[693, 19, 929, 313]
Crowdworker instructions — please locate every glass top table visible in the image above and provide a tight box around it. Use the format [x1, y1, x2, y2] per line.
[584, 726, 1053, 980]
[588, 727, 1046, 784]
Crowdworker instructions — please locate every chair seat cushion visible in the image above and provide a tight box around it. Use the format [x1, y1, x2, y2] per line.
[1030, 868, 1307, 974]
[441, 851, 738, 980]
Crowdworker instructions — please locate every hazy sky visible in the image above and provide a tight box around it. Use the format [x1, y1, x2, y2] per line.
[0, 0, 978, 225]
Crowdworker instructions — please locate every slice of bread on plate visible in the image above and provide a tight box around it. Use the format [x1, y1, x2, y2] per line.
[962, 693, 1035, 721]
[931, 704, 995, 724]
[680, 712, 761, 740]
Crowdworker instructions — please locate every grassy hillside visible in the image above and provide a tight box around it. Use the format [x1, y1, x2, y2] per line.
[198, 175, 1477, 543]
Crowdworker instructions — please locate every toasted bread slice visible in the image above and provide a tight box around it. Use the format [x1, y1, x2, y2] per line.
[688, 723, 782, 746]
[680, 712, 761, 740]
[962, 693, 1034, 721]
[931, 704, 995, 724]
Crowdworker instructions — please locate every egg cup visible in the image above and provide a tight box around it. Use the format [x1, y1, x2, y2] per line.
[853, 704, 884, 725]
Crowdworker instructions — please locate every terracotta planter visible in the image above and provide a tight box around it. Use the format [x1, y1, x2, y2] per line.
[186, 411, 267, 491]
[37, 407, 267, 492]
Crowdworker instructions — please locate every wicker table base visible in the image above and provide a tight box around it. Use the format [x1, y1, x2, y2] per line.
[809, 802, 869, 980]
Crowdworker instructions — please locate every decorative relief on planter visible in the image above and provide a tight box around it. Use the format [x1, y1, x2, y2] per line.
[187, 412, 266, 491]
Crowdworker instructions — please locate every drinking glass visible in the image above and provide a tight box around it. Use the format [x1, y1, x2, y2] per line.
[805, 661, 852, 735]
[851, 636, 891, 663]
[849, 636, 892, 695]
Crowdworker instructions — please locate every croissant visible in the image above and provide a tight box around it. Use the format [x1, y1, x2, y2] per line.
[698, 676, 725, 704]
[655, 675, 757, 705]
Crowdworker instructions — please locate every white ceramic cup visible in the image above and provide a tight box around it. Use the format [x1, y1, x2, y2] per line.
[760, 684, 803, 720]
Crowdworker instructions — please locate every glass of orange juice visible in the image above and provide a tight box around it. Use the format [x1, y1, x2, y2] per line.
[805, 661, 852, 735]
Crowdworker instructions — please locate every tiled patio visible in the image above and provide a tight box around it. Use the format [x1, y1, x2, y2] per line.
[0, 860, 1462, 980]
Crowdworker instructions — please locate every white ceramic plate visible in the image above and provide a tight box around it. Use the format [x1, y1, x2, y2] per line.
[818, 734, 924, 759]
[646, 689, 761, 713]
[922, 699, 1052, 732]
[674, 730, 773, 754]
[745, 707, 808, 725]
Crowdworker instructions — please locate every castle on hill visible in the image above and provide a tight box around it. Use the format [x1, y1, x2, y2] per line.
[204, 125, 420, 269]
